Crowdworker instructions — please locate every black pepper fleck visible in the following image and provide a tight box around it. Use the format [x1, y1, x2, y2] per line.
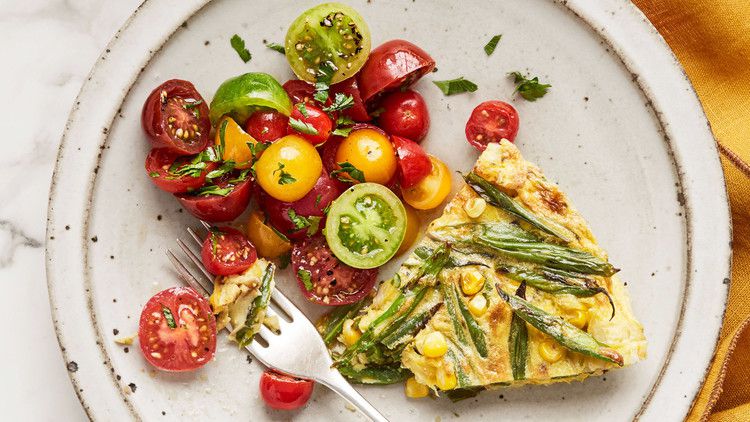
[65, 225, 70, 230]
[113, 328, 119, 335]
[246, 355, 253, 364]
[67, 361, 79, 372]
[91, 236, 98, 242]
[128, 383, 137, 393]
[157, 215, 162, 221]
[124, 347, 129, 353]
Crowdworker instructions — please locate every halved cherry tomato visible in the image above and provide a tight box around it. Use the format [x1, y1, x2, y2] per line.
[357, 40, 436, 105]
[209, 72, 292, 125]
[257, 171, 341, 240]
[246, 210, 291, 259]
[288, 103, 332, 146]
[260, 370, 314, 410]
[377, 90, 430, 142]
[291, 235, 378, 305]
[334, 128, 397, 184]
[282, 80, 320, 107]
[401, 155, 451, 210]
[465, 100, 520, 151]
[392, 135, 432, 189]
[255, 135, 323, 202]
[175, 175, 253, 222]
[330, 77, 370, 122]
[141, 79, 211, 155]
[396, 205, 421, 256]
[138, 286, 216, 372]
[244, 110, 289, 143]
[145, 148, 218, 194]
[215, 116, 257, 168]
[200, 227, 257, 276]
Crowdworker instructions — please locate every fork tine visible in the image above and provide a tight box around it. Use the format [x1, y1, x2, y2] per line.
[166, 249, 210, 296]
[186, 227, 204, 248]
[200, 220, 211, 230]
[176, 238, 214, 287]
[271, 289, 305, 321]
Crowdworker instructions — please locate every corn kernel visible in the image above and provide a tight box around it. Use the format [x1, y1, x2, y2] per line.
[568, 309, 589, 330]
[419, 332, 448, 358]
[468, 294, 488, 317]
[405, 377, 430, 398]
[464, 197, 487, 218]
[436, 366, 457, 390]
[461, 269, 485, 296]
[342, 319, 361, 346]
[538, 340, 565, 363]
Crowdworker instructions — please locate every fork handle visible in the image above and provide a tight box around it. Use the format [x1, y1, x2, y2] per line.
[318, 371, 388, 422]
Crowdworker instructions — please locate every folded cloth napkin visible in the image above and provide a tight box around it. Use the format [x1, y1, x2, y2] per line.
[632, 1, 750, 420]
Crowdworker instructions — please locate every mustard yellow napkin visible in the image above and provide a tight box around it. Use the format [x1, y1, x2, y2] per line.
[631, 1, 750, 420]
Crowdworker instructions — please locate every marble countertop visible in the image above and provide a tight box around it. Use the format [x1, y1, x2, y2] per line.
[0, 0, 141, 419]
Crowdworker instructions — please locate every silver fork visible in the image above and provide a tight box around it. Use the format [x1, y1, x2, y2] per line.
[166, 223, 388, 422]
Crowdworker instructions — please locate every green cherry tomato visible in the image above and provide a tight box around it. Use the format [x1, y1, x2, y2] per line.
[209, 72, 292, 125]
[325, 183, 406, 269]
[285, 3, 371, 84]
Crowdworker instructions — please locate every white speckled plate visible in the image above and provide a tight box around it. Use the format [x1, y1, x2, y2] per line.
[46, 0, 731, 420]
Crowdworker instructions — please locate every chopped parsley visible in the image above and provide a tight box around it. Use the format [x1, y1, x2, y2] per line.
[484, 35, 502, 56]
[149, 171, 160, 178]
[332, 115, 354, 137]
[195, 185, 234, 197]
[161, 305, 177, 329]
[322, 93, 354, 113]
[273, 163, 296, 185]
[183, 100, 203, 110]
[509, 72, 551, 101]
[297, 269, 314, 291]
[230, 34, 252, 63]
[314, 60, 337, 103]
[266, 42, 285, 54]
[289, 117, 319, 135]
[433, 77, 478, 96]
[315, 194, 322, 207]
[288, 209, 311, 230]
[296, 103, 309, 118]
[205, 161, 236, 180]
[331, 161, 365, 183]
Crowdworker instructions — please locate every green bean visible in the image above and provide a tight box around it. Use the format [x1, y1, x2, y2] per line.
[382, 302, 442, 349]
[236, 263, 275, 347]
[373, 286, 430, 347]
[464, 172, 574, 242]
[439, 277, 468, 345]
[495, 284, 623, 366]
[444, 386, 485, 402]
[509, 312, 528, 380]
[320, 302, 363, 346]
[447, 349, 472, 388]
[337, 363, 411, 384]
[453, 284, 488, 358]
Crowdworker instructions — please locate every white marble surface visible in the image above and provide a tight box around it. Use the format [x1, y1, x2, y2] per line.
[0, 0, 141, 419]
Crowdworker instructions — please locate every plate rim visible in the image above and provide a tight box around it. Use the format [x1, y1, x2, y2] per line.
[45, 0, 732, 420]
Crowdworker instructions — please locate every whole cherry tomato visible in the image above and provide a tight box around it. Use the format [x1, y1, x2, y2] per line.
[465, 100, 520, 151]
[357, 40, 436, 105]
[288, 103, 333, 146]
[334, 128, 397, 184]
[244, 110, 289, 143]
[391, 135, 432, 189]
[259, 370, 314, 410]
[254, 135, 323, 202]
[377, 90, 430, 142]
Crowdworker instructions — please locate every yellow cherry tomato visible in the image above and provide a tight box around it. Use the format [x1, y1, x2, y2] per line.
[401, 155, 451, 210]
[255, 135, 323, 202]
[215, 116, 258, 169]
[335, 128, 397, 184]
[246, 210, 291, 259]
[396, 205, 420, 256]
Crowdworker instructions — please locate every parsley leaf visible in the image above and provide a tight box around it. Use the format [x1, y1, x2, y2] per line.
[266, 42, 285, 54]
[484, 35, 502, 56]
[330, 161, 365, 183]
[161, 305, 177, 329]
[296, 103, 309, 117]
[217, 119, 229, 158]
[315, 194, 322, 207]
[314, 61, 337, 103]
[331, 126, 353, 137]
[183, 99, 203, 110]
[509, 72, 551, 101]
[307, 216, 322, 236]
[433, 77, 478, 96]
[149, 171, 160, 178]
[270, 224, 290, 243]
[289, 117, 319, 135]
[169, 161, 207, 178]
[322, 93, 354, 113]
[195, 185, 234, 197]
[205, 161, 236, 180]
[288, 209, 311, 230]
[332, 115, 354, 137]
[297, 269, 314, 291]
[273, 163, 296, 185]
[230, 34, 252, 63]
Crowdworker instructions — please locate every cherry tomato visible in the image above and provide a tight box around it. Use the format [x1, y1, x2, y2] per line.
[282, 80, 319, 107]
[244, 110, 289, 143]
[200, 227, 257, 276]
[392, 135, 432, 189]
[292, 235, 378, 305]
[330, 77, 370, 122]
[138, 286, 216, 372]
[288, 103, 333, 146]
[396, 205, 421, 256]
[142, 79, 210, 155]
[357, 40, 436, 105]
[255, 135, 323, 202]
[215, 116, 257, 168]
[257, 171, 341, 240]
[465, 100, 520, 151]
[335, 128, 397, 184]
[175, 175, 253, 222]
[246, 210, 292, 259]
[377, 90, 430, 142]
[144, 148, 218, 194]
[401, 155, 451, 210]
[259, 370, 314, 410]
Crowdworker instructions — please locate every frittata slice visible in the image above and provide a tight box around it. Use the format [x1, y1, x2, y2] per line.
[321, 140, 646, 396]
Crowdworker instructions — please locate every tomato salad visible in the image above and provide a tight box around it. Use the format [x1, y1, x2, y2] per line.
[136, 1, 525, 411]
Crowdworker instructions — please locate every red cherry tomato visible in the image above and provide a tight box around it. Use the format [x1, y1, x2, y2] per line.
[138, 287, 216, 372]
[392, 135, 432, 189]
[357, 40, 436, 105]
[288, 103, 333, 146]
[291, 235, 378, 305]
[144, 148, 219, 194]
[282, 80, 321, 107]
[377, 90, 430, 142]
[175, 176, 253, 222]
[141, 79, 211, 155]
[330, 77, 370, 122]
[259, 370, 314, 410]
[465, 100, 520, 151]
[244, 110, 289, 143]
[257, 172, 341, 240]
[200, 227, 258, 276]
